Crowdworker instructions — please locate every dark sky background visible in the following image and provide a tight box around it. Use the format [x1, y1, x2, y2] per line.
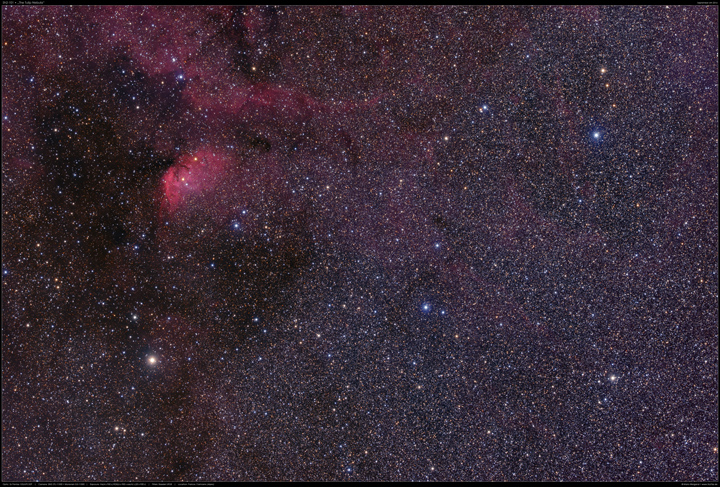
[2, 5, 717, 481]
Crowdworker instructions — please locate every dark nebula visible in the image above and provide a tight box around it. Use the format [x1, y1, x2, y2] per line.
[2, 5, 717, 481]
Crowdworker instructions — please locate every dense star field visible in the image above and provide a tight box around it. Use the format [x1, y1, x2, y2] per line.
[2, 5, 718, 481]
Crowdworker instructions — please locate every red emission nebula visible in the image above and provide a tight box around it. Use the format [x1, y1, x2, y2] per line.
[159, 149, 229, 214]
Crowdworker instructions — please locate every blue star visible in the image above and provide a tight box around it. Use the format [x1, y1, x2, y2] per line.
[591, 129, 605, 142]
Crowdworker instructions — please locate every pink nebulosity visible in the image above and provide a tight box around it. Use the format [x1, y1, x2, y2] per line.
[159, 148, 230, 214]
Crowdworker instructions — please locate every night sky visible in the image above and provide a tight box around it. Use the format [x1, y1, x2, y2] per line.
[2, 6, 718, 482]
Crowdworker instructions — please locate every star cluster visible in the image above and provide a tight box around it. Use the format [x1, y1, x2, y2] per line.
[2, 6, 718, 481]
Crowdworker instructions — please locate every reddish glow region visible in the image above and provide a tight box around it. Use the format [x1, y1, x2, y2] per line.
[160, 149, 229, 213]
